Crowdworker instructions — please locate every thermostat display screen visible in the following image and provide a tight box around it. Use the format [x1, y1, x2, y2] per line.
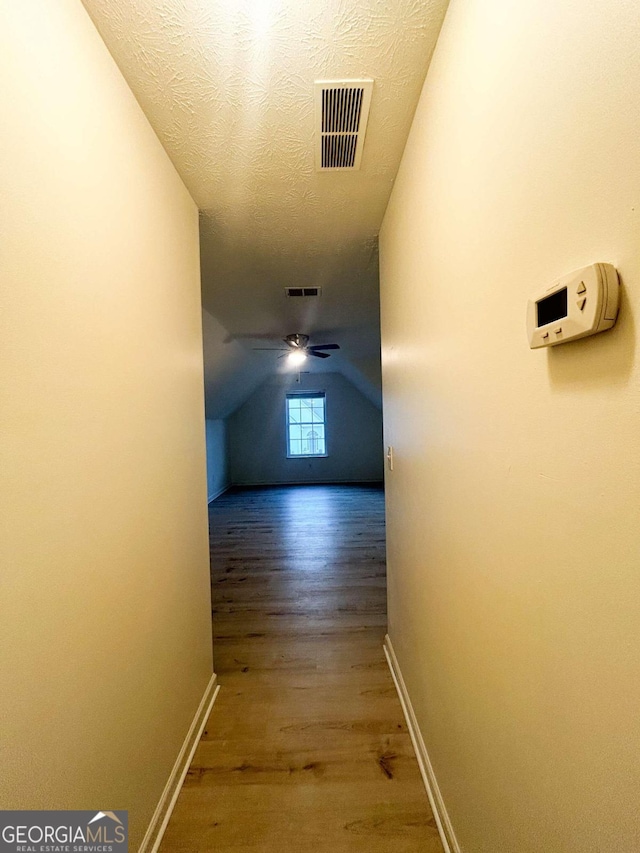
[537, 287, 567, 327]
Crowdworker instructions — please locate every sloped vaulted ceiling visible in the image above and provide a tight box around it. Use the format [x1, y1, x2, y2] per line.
[81, 0, 450, 415]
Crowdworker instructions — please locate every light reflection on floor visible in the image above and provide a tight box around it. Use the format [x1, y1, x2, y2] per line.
[280, 485, 342, 572]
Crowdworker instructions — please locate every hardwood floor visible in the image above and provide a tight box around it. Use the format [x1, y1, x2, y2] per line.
[159, 485, 443, 853]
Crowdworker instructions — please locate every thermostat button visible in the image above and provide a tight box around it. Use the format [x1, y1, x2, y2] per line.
[555, 327, 562, 334]
[577, 282, 587, 294]
[577, 297, 586, 311]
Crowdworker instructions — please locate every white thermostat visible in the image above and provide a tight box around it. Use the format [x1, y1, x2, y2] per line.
[527, 263, 619, 349]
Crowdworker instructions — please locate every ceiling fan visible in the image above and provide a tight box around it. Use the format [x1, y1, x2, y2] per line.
[254, 333, 340, 360]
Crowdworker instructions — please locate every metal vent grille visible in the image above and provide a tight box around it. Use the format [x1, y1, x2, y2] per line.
[322, 87, 364, 133]
[285, 287, 321, 297]
[315, 80, 373, 171]
[322, 135, 359, 169]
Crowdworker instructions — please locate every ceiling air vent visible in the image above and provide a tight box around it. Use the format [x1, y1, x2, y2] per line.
[285, 287, 322, 297]
[314, 79, 373, 171]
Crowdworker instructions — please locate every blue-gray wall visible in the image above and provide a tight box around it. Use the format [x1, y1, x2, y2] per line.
[205, 419, 229, 501]
[228, 373, 383, 485]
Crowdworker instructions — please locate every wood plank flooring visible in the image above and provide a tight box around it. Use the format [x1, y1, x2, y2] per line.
[159, 485, 442, 853]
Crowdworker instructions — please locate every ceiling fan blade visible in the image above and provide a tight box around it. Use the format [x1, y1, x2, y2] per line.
[308, 350, 331, 359]
[309, 343, 340, 351]
[253, 347, 288, 351]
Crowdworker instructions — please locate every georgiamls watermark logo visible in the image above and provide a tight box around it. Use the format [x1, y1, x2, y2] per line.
[0, 810, 128, 852]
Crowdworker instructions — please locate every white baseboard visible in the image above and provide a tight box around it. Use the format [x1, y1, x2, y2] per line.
[138, 672, 220, 853]
[384, 635, 460, 853]
[208, 484, 229, 503]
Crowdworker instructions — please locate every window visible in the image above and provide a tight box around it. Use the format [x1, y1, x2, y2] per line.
[286, 393, 327, 457]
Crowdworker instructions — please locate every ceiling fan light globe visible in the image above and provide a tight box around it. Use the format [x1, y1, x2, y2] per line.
[288, 350, 307, 367]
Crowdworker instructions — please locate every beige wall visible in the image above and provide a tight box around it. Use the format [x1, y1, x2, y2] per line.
[380, 1, 640, 851]
[0, 0, 212, 847]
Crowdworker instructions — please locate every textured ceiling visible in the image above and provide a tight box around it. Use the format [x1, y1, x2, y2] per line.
[81, 0, 449, 414]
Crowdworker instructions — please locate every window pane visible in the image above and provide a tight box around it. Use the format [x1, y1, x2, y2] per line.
[286, 395, 326, 456]
[303, 428, 319, 455]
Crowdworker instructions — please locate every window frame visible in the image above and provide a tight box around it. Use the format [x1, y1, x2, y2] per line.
[285, 392, 328, 459]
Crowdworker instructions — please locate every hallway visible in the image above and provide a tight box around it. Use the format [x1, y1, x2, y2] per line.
[160, 485, 442, 852]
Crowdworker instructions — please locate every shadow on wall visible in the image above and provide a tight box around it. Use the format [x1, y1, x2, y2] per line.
[547, 273, 635, 389]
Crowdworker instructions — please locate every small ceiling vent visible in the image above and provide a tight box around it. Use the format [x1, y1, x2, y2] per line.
[285, 287, 321, 297]
[314, 80, 373, 171]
